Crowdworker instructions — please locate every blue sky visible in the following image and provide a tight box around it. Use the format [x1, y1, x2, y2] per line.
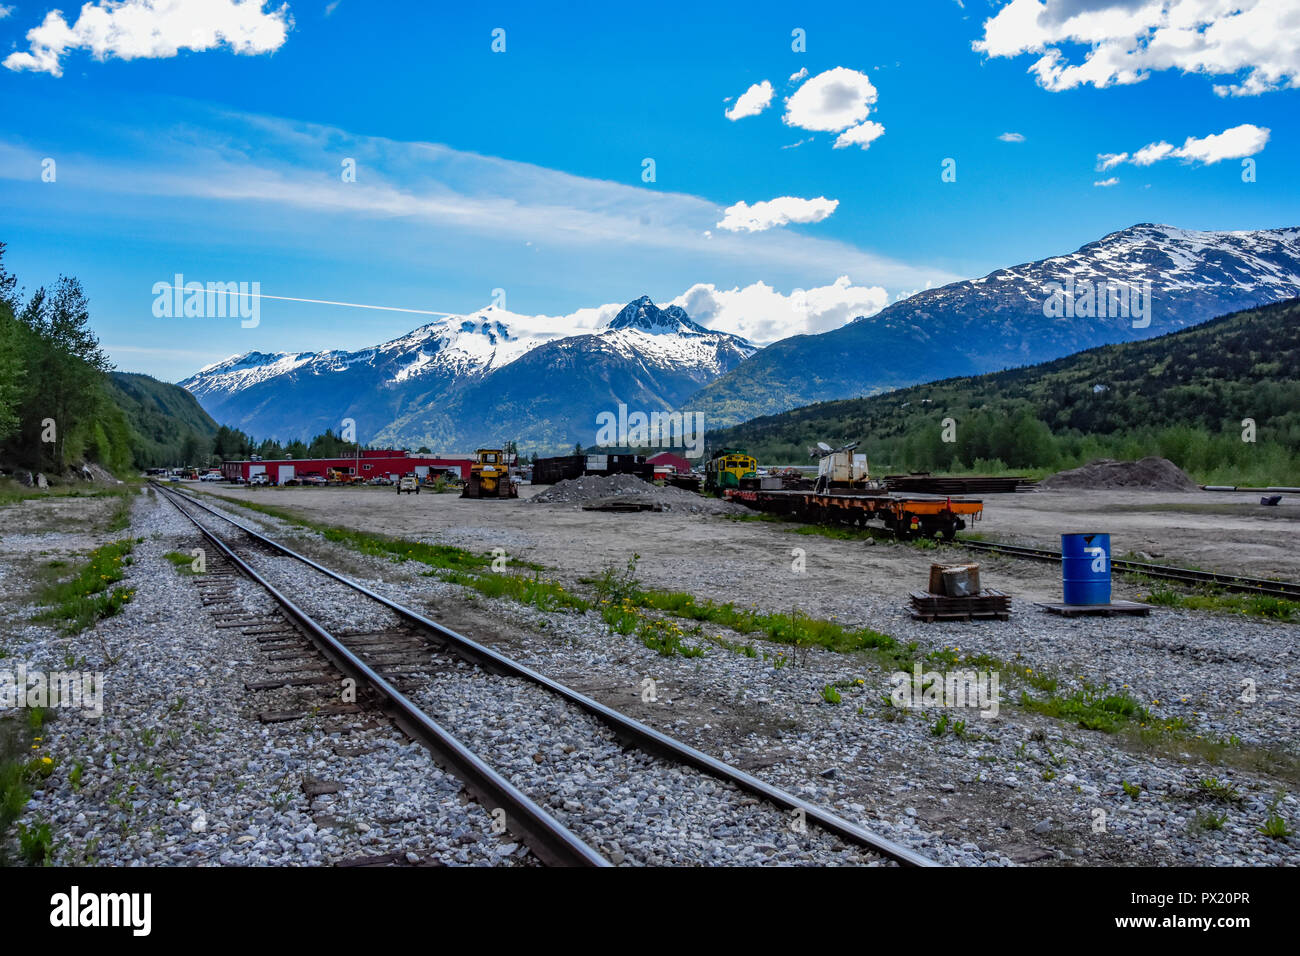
[1, 0, 1296, 380]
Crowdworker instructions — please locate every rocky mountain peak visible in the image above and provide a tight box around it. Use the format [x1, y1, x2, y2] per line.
[606, 296, 708, 334]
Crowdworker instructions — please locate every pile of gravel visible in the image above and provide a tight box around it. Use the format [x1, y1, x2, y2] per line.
[530, 474, 745, 514]
[1038, 457, 1199, 492]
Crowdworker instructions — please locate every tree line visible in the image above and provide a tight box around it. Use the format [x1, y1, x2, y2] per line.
[0, 243, 134, 475]
[208, 425, 364, 465]
[708, 297, 1300, 486]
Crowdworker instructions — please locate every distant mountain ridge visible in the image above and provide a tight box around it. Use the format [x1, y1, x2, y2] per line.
[180, 223, 1300, 453]
[682, 223, 1300, 427]
[181, 296, 755, 453]
[704, 296, 1300, 472]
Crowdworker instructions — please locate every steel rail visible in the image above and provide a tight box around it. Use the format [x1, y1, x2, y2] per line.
[158, 485, 608, 867]
[161, 483, 938, 867]
[956, 538, 1300, 601]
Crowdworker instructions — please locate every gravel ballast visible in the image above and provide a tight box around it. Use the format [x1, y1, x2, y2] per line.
[3, 489, 524, 866]
[6, 484, 1296, 866]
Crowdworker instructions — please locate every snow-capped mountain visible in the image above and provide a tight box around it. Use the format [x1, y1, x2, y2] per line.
[180, 297, 755, 452]
[183, 308, 549, 401]
[685, 223, 1300, 426]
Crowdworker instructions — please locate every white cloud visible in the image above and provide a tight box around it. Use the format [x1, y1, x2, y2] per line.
[381, 276, 894, 348]
[670, 276, 891, 342]
[788, 67, 808, 84]
[4, 0, 292, 76]
[784, 67, 879, 131]
[1132, 141, 1176, 165]
[974, 0, 1300, 97]
[716, 196, 839, 233]
[1100, 123, 1270, 170]
[1174, 123, 1271, 163]
[0, 5, 14, 20]
[724, 80, 774, 120]
[833, 121, 885, 151]
[998, 131, 1026, 142]
[1093, 177, 1119, 187]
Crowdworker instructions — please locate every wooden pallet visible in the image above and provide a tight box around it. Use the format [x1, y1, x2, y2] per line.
[909, 588, 1011, 622]
[1035, 600, 1154, 618]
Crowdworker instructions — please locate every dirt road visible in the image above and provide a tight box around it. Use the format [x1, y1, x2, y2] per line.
[196, 484, 1300, 620]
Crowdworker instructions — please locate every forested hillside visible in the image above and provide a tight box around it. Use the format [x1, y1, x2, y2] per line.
[107, 372, 219, 469]
[707, 298, 1300, 485]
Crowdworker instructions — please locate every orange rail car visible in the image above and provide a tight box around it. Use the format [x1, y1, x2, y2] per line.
[727, 489, 983, 540]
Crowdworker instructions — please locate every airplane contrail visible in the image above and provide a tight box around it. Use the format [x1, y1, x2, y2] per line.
[154, 285, 459, 317]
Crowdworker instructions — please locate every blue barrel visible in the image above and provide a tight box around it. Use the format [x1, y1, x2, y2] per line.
[1062, 533, 1111, 605]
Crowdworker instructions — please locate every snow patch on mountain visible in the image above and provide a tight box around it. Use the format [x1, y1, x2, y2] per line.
[181, 295, 755, 399]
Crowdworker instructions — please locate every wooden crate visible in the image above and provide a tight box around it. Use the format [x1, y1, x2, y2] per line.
[910, 588, 1011, 622]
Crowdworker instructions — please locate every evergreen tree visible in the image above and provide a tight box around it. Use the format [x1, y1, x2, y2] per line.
[18, 276, 112, 471]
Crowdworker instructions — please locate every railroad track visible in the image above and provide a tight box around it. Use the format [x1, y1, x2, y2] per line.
[154, 483, 936, 868]
[955, 538, 1300, 601]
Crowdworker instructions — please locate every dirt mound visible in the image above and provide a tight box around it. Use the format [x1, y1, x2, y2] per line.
[1038, 457, 1199, 492]
[529, 473, 744, 514]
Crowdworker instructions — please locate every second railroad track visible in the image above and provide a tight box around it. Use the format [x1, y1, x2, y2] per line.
[956, 538, 1300, 602]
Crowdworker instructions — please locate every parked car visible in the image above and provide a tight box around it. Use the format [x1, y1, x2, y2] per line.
[301, 475, 326, 486]
[200, 472, 222, 482]
[368, 476, 392, 486]
[397, 475, 420, 495]
[250, 474, 270, 486]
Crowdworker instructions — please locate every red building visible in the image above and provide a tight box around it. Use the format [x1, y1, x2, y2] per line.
[647, 451, 694, 475]
[220, 449, 474, 484]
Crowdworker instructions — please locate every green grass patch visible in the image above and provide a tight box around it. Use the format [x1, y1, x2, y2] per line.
[1145, 587, 1298, 622]
[1195, 776, 1243, 804]
[707, 635, 758, 657]
[632, 590, 896, 654]
[440, 568, 590, 613]
[104, 494, 133, 533]
[635, 617, 705, 657]
[1190, 809, 1228, 832]
[319, 526, 499, 572]
[1258, 794, 1293, 839]
[0, 712, 56, 865]
[599, 602, 639, 635]
[1019, 683, 1151, 733]
[790, 523, 883, 542]
[0, 480, 129, 508]
[191, 489, 541, 573]
[32, 539, 136, 634]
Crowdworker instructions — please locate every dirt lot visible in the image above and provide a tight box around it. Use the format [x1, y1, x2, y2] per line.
[976, 488, 1300, 582]
[197, 484, 1300, 611]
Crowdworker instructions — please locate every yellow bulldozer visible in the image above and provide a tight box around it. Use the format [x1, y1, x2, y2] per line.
[460, 448, 518, 499]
